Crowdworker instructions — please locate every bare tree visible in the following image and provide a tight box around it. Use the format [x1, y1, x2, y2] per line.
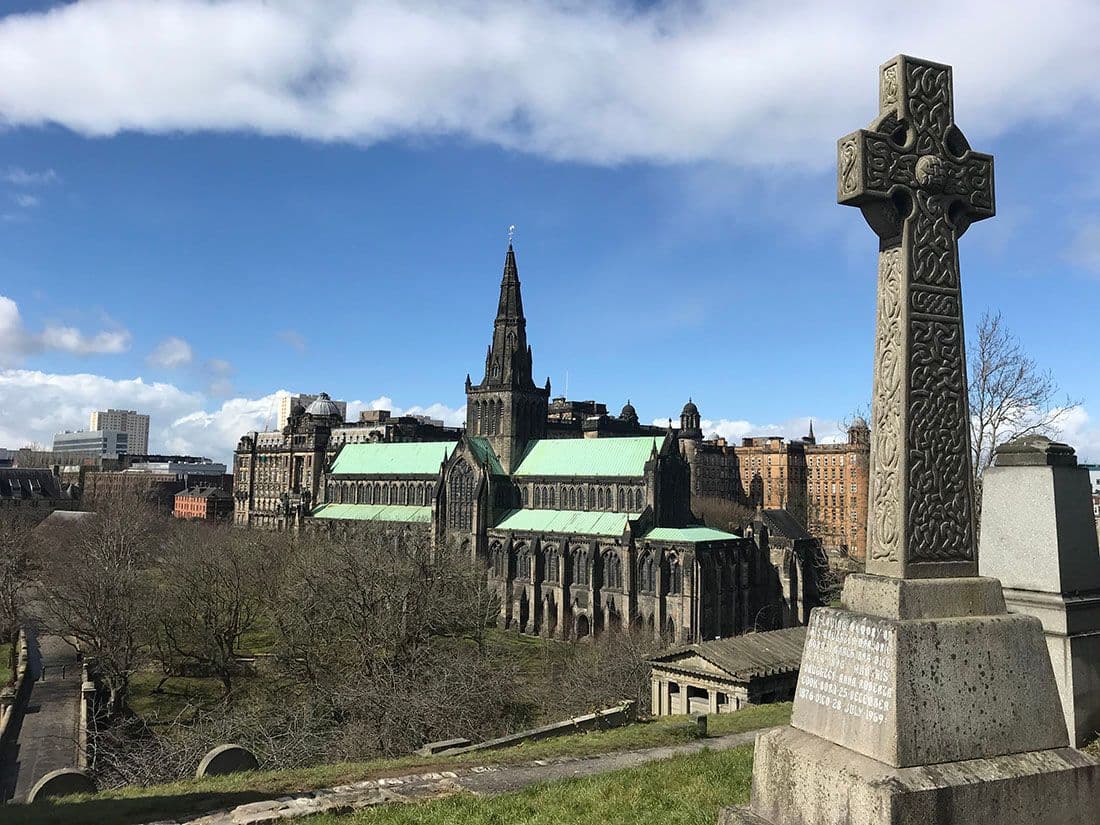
[694, 496, 757, 535]
[149, 523, 276, 697]
[0, 512, 36, 679]
[969, 311, 1078, 502]
[34, 488, 159, 714]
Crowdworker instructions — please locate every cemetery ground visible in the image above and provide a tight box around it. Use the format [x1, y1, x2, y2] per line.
[5, 703, 790, 824]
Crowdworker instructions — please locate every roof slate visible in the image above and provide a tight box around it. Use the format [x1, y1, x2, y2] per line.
[643, 525, 741, 543]
[310, 503, 433, 523]
[330, 442, 455, 476]
[513, 436, 662, 478]
[649, 626, 808, 682]
[492, 508, 639, 537]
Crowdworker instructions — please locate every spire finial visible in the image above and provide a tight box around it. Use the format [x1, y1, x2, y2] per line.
[508, 224, 516, 245]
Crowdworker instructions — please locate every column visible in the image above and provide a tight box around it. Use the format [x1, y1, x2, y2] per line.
[709, 689, 719, 714]
[651, 678, 661, 716]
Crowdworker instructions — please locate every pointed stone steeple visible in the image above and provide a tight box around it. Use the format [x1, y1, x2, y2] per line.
[465, 240, 550, 474]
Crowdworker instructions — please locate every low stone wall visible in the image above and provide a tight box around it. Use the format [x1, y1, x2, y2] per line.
[436, 700, 636, 757]
[0, 630, 31, 753]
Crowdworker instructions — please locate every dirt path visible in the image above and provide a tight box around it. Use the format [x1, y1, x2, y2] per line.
[177, 727, 773, 824]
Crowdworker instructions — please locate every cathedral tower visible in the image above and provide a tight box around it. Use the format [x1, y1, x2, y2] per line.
[465, 243, 550, 473]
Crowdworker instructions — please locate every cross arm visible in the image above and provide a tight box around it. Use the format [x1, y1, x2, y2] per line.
[837, 129, 916, 206]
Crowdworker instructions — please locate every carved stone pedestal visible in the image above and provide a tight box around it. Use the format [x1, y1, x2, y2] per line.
[719, 575, 1100, 824]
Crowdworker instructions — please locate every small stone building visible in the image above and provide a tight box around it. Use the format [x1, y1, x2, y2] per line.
[648, 626, 807, 715]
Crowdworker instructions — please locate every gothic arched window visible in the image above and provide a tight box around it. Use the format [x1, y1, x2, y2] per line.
[668, 555, 682, 594]
[534, 486, 541, 508]
[618, 489, 626, 510]
[544, 546, 560, 583]
[597, 488, 605, 509]
[604, 551, 621, 589]
[490, 541, 505, 577]
[634, 488, 644, 511]
[517, 546, 531, 579]
[447, 459, 475, 530]
[522, 486, 529, 506]
[578, 487, 585, 510]
[639, 551, 656, 592]
[548, 486, 556, 508]
[572, 548, 589, 586]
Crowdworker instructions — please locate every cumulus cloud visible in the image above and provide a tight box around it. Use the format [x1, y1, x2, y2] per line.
[147, 336, 193, 368]
[0, 1, 1097, 168]
[1067, 217, 1100, 275]
[0, 295, 131, 365]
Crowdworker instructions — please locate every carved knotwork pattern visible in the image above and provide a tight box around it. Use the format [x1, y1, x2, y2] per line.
[869, 247, 903, 562]
[910, 289, 958, 317]
[839, 138, 858, 196]
[906, 315, 974, 561]
[905, 62, 951, 151]
[880, 64, 899, 111]
[910, 192, 957, 288]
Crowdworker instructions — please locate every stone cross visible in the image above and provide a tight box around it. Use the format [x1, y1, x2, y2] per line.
[838, 55, 995, 579]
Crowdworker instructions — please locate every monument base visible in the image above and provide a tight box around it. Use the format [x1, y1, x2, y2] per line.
[719, 726, 1100, 825]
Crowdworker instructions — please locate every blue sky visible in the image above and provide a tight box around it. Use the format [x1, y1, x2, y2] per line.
[0, 1, 1098, 463]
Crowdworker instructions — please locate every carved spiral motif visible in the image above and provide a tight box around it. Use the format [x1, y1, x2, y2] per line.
[840, 140, 858, 195]
[880, 64, 899, 111]
[869, 247, 904, 562]
[915, 155, 946, 192]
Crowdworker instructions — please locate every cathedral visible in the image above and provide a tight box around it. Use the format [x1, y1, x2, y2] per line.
[233, 244, 796, 642]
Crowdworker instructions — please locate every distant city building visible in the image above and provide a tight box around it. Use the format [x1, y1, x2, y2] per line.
[52, 429, 129, 459]
[90, 409, 150, 455]
[0, 448, 13, 468]
[127, 458, 227, 477]
[804, 419, 871, 561]
[276, 394, 348, 431]
[0, 467, 80, 518]
[733, 436, 808, 525]
[174, 486, 234, 521]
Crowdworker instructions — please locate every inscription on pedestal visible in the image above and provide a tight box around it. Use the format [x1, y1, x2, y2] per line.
[796, 611, 896, 725]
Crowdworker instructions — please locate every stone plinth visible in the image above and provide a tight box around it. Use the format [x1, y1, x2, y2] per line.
[980, 436, 1100, 747]
[721, 726, 1100, 825]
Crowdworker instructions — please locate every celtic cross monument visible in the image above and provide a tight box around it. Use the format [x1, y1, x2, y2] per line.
[722, 55, 1099, 825]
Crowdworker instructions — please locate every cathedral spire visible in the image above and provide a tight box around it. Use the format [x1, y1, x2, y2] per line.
[496, 243, 525, 322]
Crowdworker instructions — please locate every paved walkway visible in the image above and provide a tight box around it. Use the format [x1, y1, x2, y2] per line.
[162, 727, 773, 824]
[0, 628, 83, 802]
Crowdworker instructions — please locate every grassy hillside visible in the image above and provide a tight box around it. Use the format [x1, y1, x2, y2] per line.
[10, 704, 790, 825]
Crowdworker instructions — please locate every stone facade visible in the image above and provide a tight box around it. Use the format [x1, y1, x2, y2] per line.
[733, 437, 807, 523]
[804, 419, 870, 561]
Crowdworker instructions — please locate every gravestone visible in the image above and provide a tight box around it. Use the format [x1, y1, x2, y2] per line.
[721, 55, 1100, 824]
[980, 435, 1100, 746]
[195, 743, 260, 778]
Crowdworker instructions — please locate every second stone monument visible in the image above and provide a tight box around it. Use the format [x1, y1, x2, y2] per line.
[723, 54, 1100, 825]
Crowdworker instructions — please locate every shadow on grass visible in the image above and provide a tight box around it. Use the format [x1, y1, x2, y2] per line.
[4, 789, 271, 825]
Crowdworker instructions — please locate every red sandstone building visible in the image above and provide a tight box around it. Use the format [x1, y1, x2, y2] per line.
[173, 486, 234, 521]
[804, 419, 870, 562]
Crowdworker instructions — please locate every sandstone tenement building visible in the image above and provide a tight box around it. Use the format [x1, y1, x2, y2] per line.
[804, 419, 870, 561]
[233, 244, 802, 641]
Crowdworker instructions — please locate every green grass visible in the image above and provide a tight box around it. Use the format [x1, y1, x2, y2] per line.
[0, 641, 13, 685]
[126, 671, 230, 720]
[10, 704, 788, 825]
[305, 744, 756, 824]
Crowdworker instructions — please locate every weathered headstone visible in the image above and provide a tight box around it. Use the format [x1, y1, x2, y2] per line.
[195, 743, 259, 778]
[26, 768, 96, 802]
[980, 435, 1100, 746]
[722, 55, 1100, 824]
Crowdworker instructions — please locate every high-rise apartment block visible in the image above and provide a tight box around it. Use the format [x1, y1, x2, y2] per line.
[90, 408, 150, 455]
[276, 394, 347, 431]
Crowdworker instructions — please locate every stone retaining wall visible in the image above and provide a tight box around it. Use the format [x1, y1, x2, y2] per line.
[435, 700, 636, 757]
[0, 630, 31, 753]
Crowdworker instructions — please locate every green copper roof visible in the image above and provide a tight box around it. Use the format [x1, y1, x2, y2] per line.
[493, 509, 640, 537]
[643, 526, 741, 543]
[311, 503, 432, 523]
[330, 442, 455, 476]
[467, 437, 505, 475]
[513, 436, 663, 478]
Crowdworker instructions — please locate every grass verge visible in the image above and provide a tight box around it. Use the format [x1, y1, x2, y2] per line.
[0, 641, 13, 685]
[304, 743, 755, 824]
[9, 704, 789, 825]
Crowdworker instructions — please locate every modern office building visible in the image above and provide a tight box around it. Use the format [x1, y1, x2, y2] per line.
[52, 429, 129, 459]
[90, 409, 150, 455]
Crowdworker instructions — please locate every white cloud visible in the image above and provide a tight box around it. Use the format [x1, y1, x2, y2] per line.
[38, 324, 130, 355]
[11, 192, 39, 208]
[277, 329, 307, 353]
[1053, 406, 1100, 464]
[651, 413, 846, 444]
[348, 395, 466, 428]
[147, 336, 193, 368]
[1, 166, 58, 186]
[0, 294, 131, 364]
[0, 1, 1097, 168]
